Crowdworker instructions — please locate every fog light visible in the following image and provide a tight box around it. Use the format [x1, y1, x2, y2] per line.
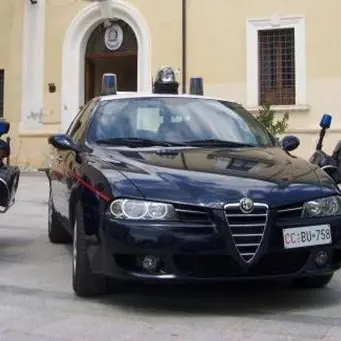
[141, 255, 161, 272]
[315, 251, 328, 266]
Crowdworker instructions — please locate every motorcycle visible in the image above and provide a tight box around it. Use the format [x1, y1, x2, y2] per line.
[309, 114, 341, 185]
[0, 120, 20, 213]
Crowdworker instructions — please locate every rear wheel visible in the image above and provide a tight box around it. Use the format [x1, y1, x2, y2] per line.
[48, 192, 72, 244]
[72, 202, 110, 297]
[292, 274, 334, 289]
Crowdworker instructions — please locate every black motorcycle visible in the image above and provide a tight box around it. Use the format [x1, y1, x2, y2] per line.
[309, 114, 341, 184]
[0, 120, 20, 213]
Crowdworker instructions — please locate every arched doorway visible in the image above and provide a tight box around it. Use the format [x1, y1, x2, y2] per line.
[61, 0, 151, 132]
[84, 20, 138, 101]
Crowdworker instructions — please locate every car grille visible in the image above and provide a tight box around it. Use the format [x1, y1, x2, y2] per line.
[224, 203, 268, 262]
[173, 204, 212, 224]
[276, 203, 303, 220]
[173, 251, 309, 278]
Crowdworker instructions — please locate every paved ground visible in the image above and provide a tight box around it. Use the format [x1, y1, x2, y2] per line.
[1, 174, 341, 340]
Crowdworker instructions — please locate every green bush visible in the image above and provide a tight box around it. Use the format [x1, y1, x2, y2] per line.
[255, 103, 289, 137]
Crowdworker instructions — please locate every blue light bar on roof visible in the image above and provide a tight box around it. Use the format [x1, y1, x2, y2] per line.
[101, 73, 117, 96]
[189, 77, 204, 95]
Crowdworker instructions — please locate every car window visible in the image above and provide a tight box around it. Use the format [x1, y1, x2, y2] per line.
[87, 97, 274, 147]
[68, 100, 98, 143]
[66, 102, 92, 137]
[136, 107, 161, 133]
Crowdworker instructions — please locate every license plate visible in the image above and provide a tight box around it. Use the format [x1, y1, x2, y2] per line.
[283, 224, 332, 249]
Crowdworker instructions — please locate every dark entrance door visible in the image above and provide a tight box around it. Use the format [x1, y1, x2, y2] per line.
[84, 20, 138, 102]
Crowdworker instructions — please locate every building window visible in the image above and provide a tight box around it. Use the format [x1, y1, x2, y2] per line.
[0, 70, 4, 118]
[246, 16, 307, 109]
[258, 28, 295, 105]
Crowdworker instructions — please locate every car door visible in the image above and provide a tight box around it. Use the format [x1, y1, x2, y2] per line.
[50, 101, 95, 226]
[58, 100, 98, 224]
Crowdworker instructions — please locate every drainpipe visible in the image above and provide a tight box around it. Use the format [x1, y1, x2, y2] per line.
[182, 0, 187, 93]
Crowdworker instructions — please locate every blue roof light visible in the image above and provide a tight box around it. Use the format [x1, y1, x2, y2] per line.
[101, 73, 117, 96]
[189, 77, 204, 95]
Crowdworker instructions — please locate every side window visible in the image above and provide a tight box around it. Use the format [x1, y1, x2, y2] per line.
[68, 100, 97, 143]
[66, 102, 92, 137]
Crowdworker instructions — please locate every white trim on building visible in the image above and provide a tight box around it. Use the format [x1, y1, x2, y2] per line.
[20, 0, 46, 129]
[61, 0, 152, 132]
[246, 15, 307, 110]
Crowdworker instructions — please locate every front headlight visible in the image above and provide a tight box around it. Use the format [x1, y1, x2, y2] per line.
[302, 195, 341, 217]
[110, 199, 178, 220]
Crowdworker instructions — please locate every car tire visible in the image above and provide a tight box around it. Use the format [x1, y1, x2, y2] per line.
[72, 202, 110, 297]
[292, 273, 334, 289]
[48, 192, 72, 244]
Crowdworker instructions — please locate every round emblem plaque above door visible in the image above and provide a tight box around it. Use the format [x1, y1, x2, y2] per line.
[104, 24, 124, 51]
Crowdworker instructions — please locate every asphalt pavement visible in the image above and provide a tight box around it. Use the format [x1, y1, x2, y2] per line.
[1, 173, 341, 340]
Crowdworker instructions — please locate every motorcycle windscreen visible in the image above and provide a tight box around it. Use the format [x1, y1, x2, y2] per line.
[0, 166, 20, 209]
[323, 166, 341, 183]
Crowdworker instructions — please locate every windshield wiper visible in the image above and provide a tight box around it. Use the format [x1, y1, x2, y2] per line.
[95, 138, 186, 147]
[184, 139, 255, 148]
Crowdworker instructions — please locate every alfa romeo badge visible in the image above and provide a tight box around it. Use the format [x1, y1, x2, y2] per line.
[239, 197, 254, 213]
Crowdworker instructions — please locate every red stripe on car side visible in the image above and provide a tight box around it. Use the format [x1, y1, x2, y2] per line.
[69, 171, 111, 202]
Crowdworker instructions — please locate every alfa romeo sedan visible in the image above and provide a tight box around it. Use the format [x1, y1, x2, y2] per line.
[47, 87, 341, 297]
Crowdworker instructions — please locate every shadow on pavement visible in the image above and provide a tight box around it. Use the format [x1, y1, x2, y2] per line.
[1, 234, 340, 318]
[45, 244, 341, 316]
[90, 277, 341, 316]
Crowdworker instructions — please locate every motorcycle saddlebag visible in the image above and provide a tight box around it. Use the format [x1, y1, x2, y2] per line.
[0, 165, 20, 209]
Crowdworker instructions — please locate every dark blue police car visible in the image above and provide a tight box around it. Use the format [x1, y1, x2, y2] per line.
[46, 68, 341, 297]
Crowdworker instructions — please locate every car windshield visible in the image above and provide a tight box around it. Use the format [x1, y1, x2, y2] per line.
[87, 97, 274, 147]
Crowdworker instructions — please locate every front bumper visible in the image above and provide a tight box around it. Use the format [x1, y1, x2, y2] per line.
[88, 209, 341, 282]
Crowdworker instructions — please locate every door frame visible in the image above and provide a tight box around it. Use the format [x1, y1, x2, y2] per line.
[84, 59, 95, 102]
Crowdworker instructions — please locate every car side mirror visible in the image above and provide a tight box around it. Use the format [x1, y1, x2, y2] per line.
[282, 135, 300, 152]
[48, 134, 80, 153]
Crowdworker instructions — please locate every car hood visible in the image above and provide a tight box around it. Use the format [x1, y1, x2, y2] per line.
[96, 146, 337, 209]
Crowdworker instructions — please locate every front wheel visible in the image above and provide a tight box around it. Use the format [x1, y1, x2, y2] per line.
[72, 203, 110, 297]
[292, 274, 334, 289]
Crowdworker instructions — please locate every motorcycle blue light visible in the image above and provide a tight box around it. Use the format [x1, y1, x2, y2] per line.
[189, 77, 204, 95]
[320, 114, 332, 129]
[101, 73, 117, 96]
[0, 120, 9, 136]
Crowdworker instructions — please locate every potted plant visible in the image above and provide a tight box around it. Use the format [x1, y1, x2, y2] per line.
[255, 103, 289, 138]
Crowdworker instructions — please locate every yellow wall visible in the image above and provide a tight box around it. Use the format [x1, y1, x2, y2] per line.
[2, 0, 341, 167]
[186, 0, 341, 158]
[42, 0, 183, 125]
[30, 0, 183, 169]
[0, 0, 24, 119]
[0, 1, 25, 166]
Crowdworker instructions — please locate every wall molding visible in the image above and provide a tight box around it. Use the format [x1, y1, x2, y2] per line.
[20, 0, 46, 130]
